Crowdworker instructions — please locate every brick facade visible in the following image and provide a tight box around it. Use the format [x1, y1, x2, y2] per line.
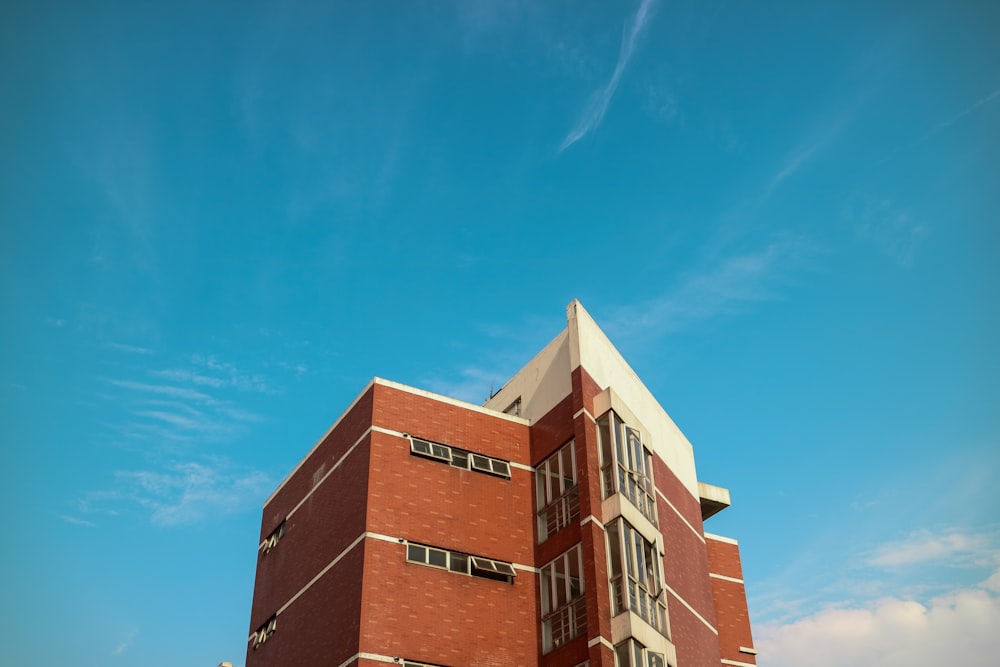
[245, 303, 755, 667]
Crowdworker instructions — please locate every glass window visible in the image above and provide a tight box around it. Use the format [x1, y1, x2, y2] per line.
[540, 544, 587, 652]
[606, 519, 668, 636]
[596, 413, 657, 525]
[535, 441, 579, 542]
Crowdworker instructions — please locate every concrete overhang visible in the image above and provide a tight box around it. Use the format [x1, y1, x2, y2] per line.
[698, 482, 731, 521]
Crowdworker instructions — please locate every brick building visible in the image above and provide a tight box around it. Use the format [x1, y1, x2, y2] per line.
[245, 301, 756, 667]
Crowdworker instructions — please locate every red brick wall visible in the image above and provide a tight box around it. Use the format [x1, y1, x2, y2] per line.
[654, 456, 722, 667]
[372, 384, 531, 466]
[247, 388, 375, 664]
[667, 595, 722, 667]
[707, 537, 756, 664]
[359, 384, 538, 665]
[246, 541, 365, 667]
[530, 394, 576, 465]
[366, 427, 534, 566]
[654, 458, 717, 630]
[359, 537, 538, 666]
[261, 386, 375, 538]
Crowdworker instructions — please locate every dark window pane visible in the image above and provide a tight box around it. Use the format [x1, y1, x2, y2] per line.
[449, 553, 468, 573]
[428, 548, 448, 567]
[406, 544, 426, 562]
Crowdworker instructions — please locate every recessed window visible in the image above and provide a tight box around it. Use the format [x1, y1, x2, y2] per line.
[259, 521, 286, 555]
[403, 661, 449, 667]
[540, 544, 586, 653]
[606, 519, 668, 637]
[408, 437, 511, 479]
[597, 412, 657, 525]
[503, 397, 522, 416]
[536, 441, 579, 542]
[249, 615, 276, 649]
[406, 541, 516, 584]
[614, 638, 666, 667]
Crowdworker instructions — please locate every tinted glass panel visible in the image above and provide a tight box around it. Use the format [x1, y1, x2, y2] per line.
[428, 548, 448, 567]
[407, 544, 426, 562]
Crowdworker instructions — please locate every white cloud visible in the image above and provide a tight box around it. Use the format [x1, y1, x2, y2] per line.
[757, 528, 1000, 667]
[105, 341, 153, 354]
[607, 235, 816, 338]
[560, 0, 656, 151]
[60, 514, 97, 528]
[867, 529, 994, 568]
[848, 195, 928, 267]
[102, 378, 217, 405]
[114, 460, 272, 526]
[920, 88, 1000, 142]
[757, 583, 1000, 667]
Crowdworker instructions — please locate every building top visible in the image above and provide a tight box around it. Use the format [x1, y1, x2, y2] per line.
[485, 300, 700, 497]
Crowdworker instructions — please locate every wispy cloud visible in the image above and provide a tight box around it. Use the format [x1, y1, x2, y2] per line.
[103, 378, 217, 405]
[607, 235, 817, 339]
[867, 529, 997, 569]
[99, 353, 275, 447]
[763, 97, 866, 201]
[559, 0, 656, 151]
[765, 140, 826, 198]
[112, 459, 272, 526]
[60, 514, 97, 528]
[920, 87, 1000, 142]
[105, 341, 153, 355]
[847, 195, 928, 267]
[112, 627, 138, 656]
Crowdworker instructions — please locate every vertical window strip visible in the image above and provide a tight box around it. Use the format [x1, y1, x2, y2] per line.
[536, 441, 580, 542]
[540, 544, 587, 652]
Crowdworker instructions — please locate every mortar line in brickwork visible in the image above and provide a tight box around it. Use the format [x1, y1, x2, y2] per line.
[722, 659, 757, 667]
[277, 531, 366, 616]
[656, 487, 706, 544]
[664, 583, 719, 635]
[335, 652, 396, 667]
[285, 427, 374, 520]
[266, 380, 376, 505]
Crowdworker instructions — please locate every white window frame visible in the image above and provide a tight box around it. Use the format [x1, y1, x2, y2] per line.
[597, 412, 657, 525]
[405, 541, 516, 583]
[614, 638, 666, 667]
[606, 518, 668, 636]
[540, 544, 587, 653]
[536, 440, 579, 542]
[249, 615, 276, 649]
[259, 520, 286, 555]
[408, 436, 511, 479]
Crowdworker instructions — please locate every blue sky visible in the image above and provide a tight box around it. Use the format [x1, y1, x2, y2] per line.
[1, 1, 998, 665]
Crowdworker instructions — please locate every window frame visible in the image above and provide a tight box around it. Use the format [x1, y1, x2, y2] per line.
[606, 518, 668, 636]
[405, 541, 517, 583]
[408, 436, 512, 479]
[614, 638, 666, 667]
[540, 544, 587, 653]
[249, 615, 277, 649]
[259, 520, 286, 555]
[535, 440, 580, 542]
[597, 412, 657, 525]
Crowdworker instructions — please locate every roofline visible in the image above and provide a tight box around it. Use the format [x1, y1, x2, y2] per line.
[264, 377, 529, 506]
